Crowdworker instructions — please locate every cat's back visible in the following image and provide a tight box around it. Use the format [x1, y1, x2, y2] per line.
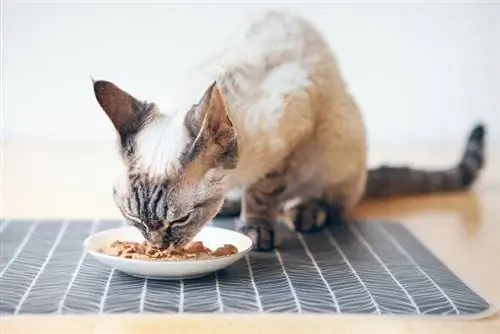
[218, 10, 339, 118]
[231, 10, 331, 71]
[213, 11, 352, 185]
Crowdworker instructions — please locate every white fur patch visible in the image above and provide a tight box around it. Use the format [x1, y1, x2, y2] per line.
[243, 62, 309, 133]
[113, 161, 131, 198]
[132, 11, 313, 179]
[135, 113, 189, 177]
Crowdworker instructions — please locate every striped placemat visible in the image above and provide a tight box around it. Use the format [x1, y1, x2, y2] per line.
[0, 219, 493, 317]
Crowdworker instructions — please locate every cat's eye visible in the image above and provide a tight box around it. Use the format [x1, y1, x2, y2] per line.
[171, 214, 191, 225]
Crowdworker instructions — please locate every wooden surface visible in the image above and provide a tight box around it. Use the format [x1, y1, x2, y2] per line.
[1, 140, 499, 334]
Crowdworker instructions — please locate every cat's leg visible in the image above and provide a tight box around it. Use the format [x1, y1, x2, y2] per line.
[238, 166, 288, 251]
[287, 170, 366, 233]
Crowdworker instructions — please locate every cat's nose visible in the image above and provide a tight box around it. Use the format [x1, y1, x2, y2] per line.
[146, 230, 167, 248]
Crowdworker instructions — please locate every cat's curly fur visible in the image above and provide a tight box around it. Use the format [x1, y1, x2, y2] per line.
[93, 10, 486, 251]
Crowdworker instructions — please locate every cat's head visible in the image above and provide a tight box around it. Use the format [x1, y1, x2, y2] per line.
[93, 79, 238, 249]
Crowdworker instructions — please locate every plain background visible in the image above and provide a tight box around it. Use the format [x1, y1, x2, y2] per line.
[2, 1, 499, 147]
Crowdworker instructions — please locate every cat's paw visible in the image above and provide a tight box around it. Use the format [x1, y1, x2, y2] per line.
[238, 219, 276, 251]
[289, 199, 340, 233]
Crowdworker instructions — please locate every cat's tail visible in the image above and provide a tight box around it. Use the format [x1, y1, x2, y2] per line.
[363, 123, 486, 198]
[216, 124, 486, 217]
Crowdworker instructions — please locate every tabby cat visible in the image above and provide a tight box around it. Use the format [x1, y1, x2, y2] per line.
[92, 10, 486, 251]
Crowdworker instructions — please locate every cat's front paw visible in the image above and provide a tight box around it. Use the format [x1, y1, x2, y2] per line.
[238, 219, 276, 251]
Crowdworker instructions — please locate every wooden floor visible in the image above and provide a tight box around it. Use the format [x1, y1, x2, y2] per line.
[1, 141, 499, 334]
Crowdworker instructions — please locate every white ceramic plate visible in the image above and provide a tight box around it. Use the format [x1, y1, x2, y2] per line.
[83, 225, 253, 280]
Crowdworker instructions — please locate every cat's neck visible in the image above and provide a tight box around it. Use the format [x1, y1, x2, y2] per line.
[157, 54, 291, 188]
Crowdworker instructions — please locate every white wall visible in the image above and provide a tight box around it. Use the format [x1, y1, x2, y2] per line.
[3, 1, 499, 146]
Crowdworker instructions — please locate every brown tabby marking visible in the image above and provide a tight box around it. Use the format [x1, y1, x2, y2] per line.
[239, 163, 289, 250]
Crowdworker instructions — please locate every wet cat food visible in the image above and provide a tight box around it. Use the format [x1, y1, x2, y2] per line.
[97, 240, 238, 260]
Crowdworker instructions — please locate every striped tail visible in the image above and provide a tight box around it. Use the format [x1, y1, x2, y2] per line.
[216, 124, 486, 216]
[363, 124, 486, 198]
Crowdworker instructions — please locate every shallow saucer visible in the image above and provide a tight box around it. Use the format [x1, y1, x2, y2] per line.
[83, 225, 253, 280]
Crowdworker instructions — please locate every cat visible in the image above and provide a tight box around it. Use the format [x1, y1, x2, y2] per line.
[92, 10, 486, 251]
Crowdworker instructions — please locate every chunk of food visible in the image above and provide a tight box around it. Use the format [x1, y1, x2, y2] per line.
[212, 244, 239, 257]
[97, 240, 238, 261]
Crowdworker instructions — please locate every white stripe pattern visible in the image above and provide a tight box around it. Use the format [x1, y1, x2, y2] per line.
[182, 275, 220, 312]
[0, 219, 11, 233]
[297, 234, 339, 313]
[205, 219, 268, 313]
[57, 220, 98, 314]
[274, 250, 302, 313]
[178, 280, 184, 313]
[245, 254, 263, 313]
[324, 229, 381, 315]
[214, 272, 223, 312]
[14, 220, 69, 314]
[99, 268, 115, 314]
[348, 223, 421, 314]
[0, 219, 490, 316]
[59, 221, 123, 314]
[142, 279, 181, 313]
[0, 221, 39, 279]
[139, 279, 148, 313]
[378, 224, 460, 315]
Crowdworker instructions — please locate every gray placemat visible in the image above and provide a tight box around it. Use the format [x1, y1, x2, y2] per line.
[0, 219, 493, 317]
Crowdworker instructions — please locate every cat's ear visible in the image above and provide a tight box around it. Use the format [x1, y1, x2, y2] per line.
[93, 79, 154, 136]
[183, 81, 238, 169]
[185, 81, 234, 138]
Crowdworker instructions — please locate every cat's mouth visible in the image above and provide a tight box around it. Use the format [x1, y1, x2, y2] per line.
[146, 230, 168, 248]
[143, 229, 193, 250]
